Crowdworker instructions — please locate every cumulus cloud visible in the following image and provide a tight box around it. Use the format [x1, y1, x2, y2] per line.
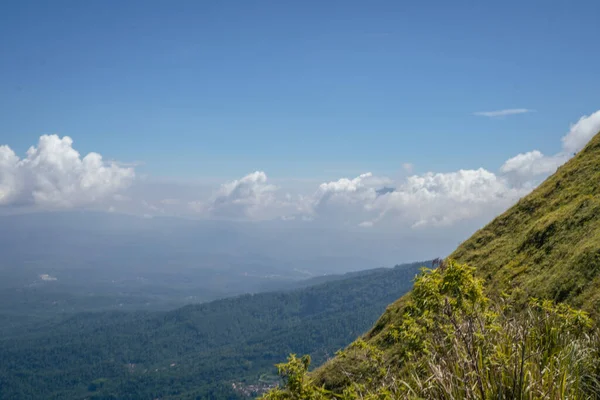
[208, 171, 277, 219]
[311, 109, 600, 228]
[473, 108, 534, 117]
[190, 171, 303, 220]
[562, 110, 600, 153]
[134, 110, 600, 228]
[309, 168, 525, 229]
[0, 145, 21, 205]
[403, 169, 511, 204]
[498, 109, 600, 187]
[313, 173, 376, 206]
[308, 173, 395, 224]
[500, 150, 567, 187]
[313, 173, 393, 206]
[373, 169, 525, 227]
[8, 110, 598, 229]
[0, 135, 134, 207]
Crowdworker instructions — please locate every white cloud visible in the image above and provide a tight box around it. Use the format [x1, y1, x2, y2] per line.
[308, 173, 394, 224]
[403, 169, 510, 203]
[497, 109, 600, 187]
[365, 168, 526, 228]
[190, 171, 302, 220]
[7, 110, 598, 231]
[313, 173, 390, 208]
[561, 110, 600, 153]
[199, 165, 514, 228]
[307, 168, 526, 228]
[0, 145, 21, 205]
[208, 171, 276, 219]
[0, 135, 134, 208]
[500, 150, 567, 187]
[501, 150, 544, 174]
[473, 108, 534, 117]
[304, 109, 600, 228]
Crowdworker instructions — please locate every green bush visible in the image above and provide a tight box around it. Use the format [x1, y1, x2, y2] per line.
[263, 261, 600, 400]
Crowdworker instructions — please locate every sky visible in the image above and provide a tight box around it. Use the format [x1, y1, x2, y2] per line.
[1, 0, 600, 248]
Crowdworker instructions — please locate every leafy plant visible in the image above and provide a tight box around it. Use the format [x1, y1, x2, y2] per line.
[263, 261, 600, 399]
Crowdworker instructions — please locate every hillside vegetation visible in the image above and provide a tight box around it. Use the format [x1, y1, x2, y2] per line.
[265, 261, 600, 399]
[274, 132, 600, 399]
[451, 132, 600, 314]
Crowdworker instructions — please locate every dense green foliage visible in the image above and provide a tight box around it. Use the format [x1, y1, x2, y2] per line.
[0, 261, 427, 399]
[264, 261, 600, 399]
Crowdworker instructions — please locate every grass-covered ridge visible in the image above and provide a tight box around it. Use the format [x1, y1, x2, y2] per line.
[264, 261, 600, 399]
[451, 132, 600, 313]
[304, 131, 600, 396]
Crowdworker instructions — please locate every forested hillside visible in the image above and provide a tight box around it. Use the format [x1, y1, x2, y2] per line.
[0, 261, 429, 399]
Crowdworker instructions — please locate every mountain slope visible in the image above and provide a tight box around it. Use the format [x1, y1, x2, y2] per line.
[451, 132, 600, 313]
[313, 131, 600, 392]
[0, 261, 428, 400]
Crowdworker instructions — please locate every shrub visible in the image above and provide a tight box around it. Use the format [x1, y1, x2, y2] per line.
[262, 261, 600, 400]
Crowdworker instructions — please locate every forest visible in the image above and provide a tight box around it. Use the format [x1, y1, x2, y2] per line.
[0, 261, 430, 399]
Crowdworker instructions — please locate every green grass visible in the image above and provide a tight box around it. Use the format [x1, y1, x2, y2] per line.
[451, 132, 600, 313]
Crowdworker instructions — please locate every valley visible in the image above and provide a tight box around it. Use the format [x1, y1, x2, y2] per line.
[0, 260, 430, 399]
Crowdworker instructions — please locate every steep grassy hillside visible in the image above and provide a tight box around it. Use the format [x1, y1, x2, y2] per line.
[451, 133, 600, 313]
[312, 132, 600, 394]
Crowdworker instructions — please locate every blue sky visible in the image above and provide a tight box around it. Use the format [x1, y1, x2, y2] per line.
[2, 0, 599, 180]
[1, 0, 600, 241]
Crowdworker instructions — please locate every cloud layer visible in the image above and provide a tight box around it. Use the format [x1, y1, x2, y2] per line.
[0, 135, 134, 207]
[562, 110, 600, 153]
[187, 171, 303, 220]
[500, 151, 567, 187]
[498, 109, 600, 189]
[180, 109, 600, 228]
[203, 171, 278, 219]
[3, 110, 600, 232]
[473, 108, 534, 117]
